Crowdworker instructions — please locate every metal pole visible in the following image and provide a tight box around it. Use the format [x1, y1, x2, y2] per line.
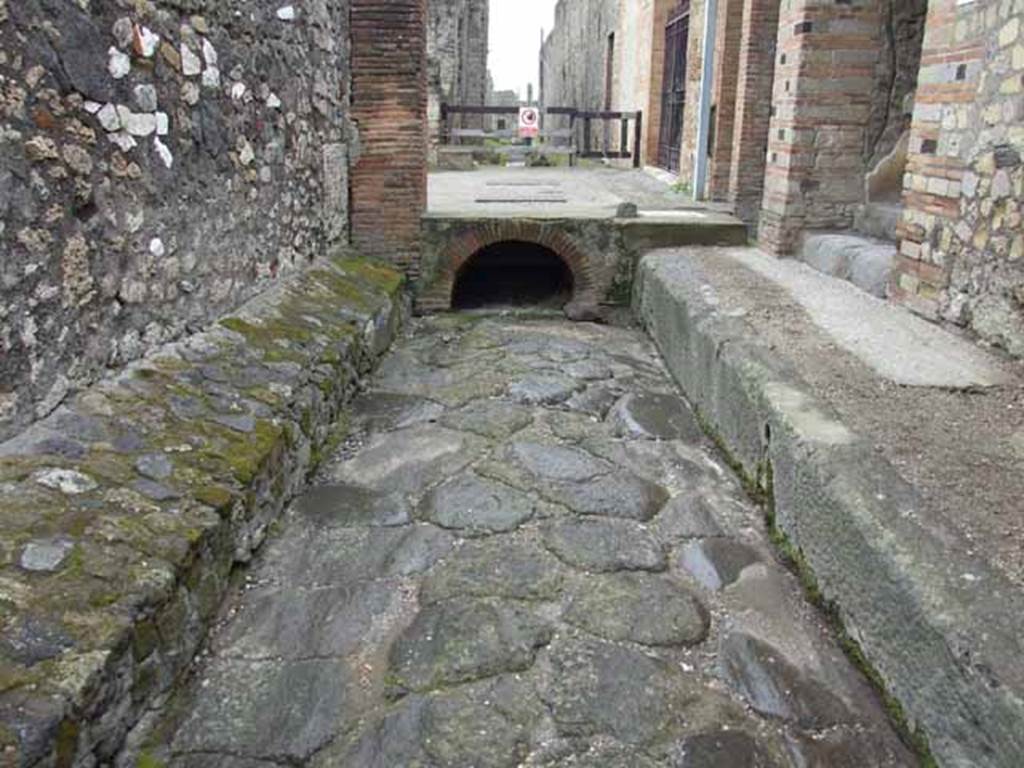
[633, 112, 643, 168]
[693, 0, 718, 201]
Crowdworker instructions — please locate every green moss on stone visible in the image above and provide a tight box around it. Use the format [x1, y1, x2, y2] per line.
[137, 751, 167, 768]
[334, 256, 404, 294]
[195, 485, 235, 511]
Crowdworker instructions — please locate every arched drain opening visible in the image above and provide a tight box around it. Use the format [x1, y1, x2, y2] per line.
[452, 240, 574, 310]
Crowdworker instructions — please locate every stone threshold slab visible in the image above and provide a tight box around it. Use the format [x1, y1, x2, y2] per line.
[635, 247, 1024, 768]
[0, 256, 406, 766]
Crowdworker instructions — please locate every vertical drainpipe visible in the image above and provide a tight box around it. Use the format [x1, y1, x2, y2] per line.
[693, 0, 719, 202]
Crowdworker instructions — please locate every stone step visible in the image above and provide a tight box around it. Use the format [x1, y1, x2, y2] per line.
[854, 202, 903, 242]
[798, 231, 896, 298]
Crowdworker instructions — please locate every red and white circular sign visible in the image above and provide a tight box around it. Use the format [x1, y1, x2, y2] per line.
[518, 107, 539, 138]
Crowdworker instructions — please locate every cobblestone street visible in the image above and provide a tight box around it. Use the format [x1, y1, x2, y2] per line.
[147, 315, 915, 767]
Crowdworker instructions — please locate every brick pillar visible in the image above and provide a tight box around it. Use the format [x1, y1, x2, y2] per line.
[707, 0, 744, 201]
[351, 0, 428, 275]
[759, 0, 883, 254]
[889, 0, 975, 319]
[727, 0, 780, 227]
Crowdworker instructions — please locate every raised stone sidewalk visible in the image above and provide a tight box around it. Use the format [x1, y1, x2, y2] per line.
[0, 257, 405, 766]
[636, 247, 1024, 768]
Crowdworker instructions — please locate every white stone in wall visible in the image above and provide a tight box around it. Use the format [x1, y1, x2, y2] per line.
[266, 93, 282, 109]
[112, 17, 134, 49]
[135, 26, 160, 58]
[231, 82, 247, 100]
[277, 6, 296, 21]
[124, 111, 157, 137]
[154, 137, 174, 169]
[181, 44, 202, 76]
[149, 237, 166, 257]
[202, 67, 221, 89]
[238, 137, 255, 166]
[155, 112, 169, 136]
[202, 38, 218, 66]
[97, 103, 121, 131]
[108, 47, 131, 79]
[108, 132, 136, 152]
[182, 82, 201, 106]
[83, 101, 102, 114]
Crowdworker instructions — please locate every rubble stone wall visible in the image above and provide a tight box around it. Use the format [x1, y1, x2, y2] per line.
[427, 0, 488, 145]
[894, 0, 1024, 356]
[540, 0, 621, 112]
[0, 0, 355, 443]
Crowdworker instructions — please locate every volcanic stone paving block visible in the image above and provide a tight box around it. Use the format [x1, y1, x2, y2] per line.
[141, 316, 918, 767]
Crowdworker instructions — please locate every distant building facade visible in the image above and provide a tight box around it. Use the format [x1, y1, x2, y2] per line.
[428, 0, 489, 148]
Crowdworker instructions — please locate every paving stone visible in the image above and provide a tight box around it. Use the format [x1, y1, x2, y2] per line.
[290, 484, 411, 527]
[718, 632, 852, 729]
[542, 637, 728, 746]
[545, 471, 670, 521]
[563, 573, 708, 647]
[528, 737, 666, 767]
[329, 424, 482, 494]
[418, 472, 535, 534]
[511, 441, 608, 482]
[351, 392, 445, 432]
[607, 392, 704, 441]
[783, 727, 914, 767]
[679, 539, 762, 590]
[564, 384, 623, 418]
[508, 373, 584, 405]
[212, 579, 404, 660]
[672, 731, 779, 768]
[653, 494, 725, 542]
[334, 676, 543, 768]
[564, 359, 614, 381]
[170, 658, 355, 763]
[441, 398, 534, 439]
[261, 524, 454, 587]
[386, 600, 552, 696]
[543, 518, 666, 573]
[168, 756, 272, 768]
[420, 536, 568, 604]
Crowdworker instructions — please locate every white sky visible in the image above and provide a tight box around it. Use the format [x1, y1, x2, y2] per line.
[488, 0, 558, 99]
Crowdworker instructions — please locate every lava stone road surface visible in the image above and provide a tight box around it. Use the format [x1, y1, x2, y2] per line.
[145, 315, 916, 768]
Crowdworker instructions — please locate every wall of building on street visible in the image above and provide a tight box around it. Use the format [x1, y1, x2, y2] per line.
[541, 0, 1024, 356]
[893, 0, 1024, 356]
[540, 0, 620, 112]
[758, 0, 927, 253]
[427, 0, 489, 147]
[0, 0, 355, 442]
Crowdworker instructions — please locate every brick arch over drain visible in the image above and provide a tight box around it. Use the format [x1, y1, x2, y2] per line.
[422, 221, 599, 311]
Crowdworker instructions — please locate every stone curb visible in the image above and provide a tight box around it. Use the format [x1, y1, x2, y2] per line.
[634, 252, 1024, 768]
[0, 256, 406, 767]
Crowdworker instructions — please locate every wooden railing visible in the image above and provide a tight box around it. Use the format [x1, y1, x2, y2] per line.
[439, 105, 643, 168]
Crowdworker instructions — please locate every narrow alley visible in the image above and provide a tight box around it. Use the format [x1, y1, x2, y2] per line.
[143, 316, 913, 767]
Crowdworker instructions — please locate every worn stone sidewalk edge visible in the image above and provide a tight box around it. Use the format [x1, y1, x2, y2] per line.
[634, 251, 1024, 768]
[0, 256, 406, 767]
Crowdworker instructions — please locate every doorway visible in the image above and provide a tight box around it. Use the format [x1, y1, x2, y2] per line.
[658, 2, 690, 172]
